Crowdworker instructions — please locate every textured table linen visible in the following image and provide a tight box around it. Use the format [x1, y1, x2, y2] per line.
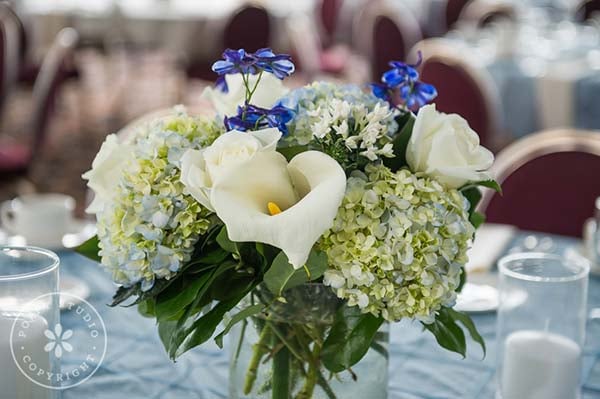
[57, 233, 600, 399]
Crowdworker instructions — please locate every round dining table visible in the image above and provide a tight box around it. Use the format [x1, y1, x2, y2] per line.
[52, 231, 600, 398]
[18, 0, 317, 63]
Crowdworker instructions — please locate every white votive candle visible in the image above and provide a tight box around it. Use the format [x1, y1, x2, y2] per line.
[0, 311, 52, 399]
[501, 330, 581, 399]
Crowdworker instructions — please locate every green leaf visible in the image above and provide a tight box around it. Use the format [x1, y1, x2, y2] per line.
[382, 112, 415, 172]
[158, 319, 178, 353]
[109, 285, 139, 307]
[155, 272, 213, 322]
[263, 250, 328, 295]
[470, 211, 486, 229]
[321, 305, 384, 372]
[214, 303, 265, 348]
[475, 179, 502, 194]
[216, 226, 237, 253]
[175, 284, 257, 357]
[461, 187, 482, 215]
[166, 261, 238, 358]
[277, 145, 308, 161]
[445, 308, 486, 357]
[422, 309, 467, 357]
[137, 299, 156, 318]
[75, 236, 101, 263]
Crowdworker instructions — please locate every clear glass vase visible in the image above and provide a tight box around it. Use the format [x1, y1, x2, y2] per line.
[229, 284, 389, 399]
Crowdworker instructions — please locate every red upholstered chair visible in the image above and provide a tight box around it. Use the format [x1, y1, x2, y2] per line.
[317, 0, 343, 48]
[186, 5, 271, 81]
[0, 28, 79, 177]
[458, 0, 517, 28]
[0, 2, 19, 116]
[353, 0, 422, 81]
[575, 0, 600, 21]
[445, 0, 472, 31]
[410, 39, 502, 151]
[479, 129, 600, 237]
[223, 5, 270, 52]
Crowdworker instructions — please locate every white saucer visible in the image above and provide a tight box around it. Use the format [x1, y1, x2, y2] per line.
[455, 282, 499, 313]
[0, 219, 96, 250]
[60, 276, 91, 310]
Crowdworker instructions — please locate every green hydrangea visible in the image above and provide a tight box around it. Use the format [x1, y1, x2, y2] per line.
[97, 108, 223, 290]
[319, 164, 475, 323]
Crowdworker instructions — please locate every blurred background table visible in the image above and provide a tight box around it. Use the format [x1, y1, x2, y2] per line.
[57, 232, 600, 398]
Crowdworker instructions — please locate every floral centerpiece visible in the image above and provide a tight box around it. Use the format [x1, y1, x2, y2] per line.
[79, 48, 498, 399]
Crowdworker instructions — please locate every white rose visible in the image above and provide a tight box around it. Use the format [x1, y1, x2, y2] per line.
[180, 128, 281, 211]
[406, 104, 494, 189]
[202, 73, 289, 116]
[82, 134, 134, 214]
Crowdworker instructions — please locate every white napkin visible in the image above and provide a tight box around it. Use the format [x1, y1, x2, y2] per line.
[466, 223, 517, 274]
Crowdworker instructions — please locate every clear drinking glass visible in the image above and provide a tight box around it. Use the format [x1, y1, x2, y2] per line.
[0, 246, 61, 398]
[496, 252, 589, 399]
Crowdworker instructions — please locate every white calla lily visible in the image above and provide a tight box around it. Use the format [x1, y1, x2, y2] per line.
[211, 150, 346, 269]
[180, 128, 281, 211]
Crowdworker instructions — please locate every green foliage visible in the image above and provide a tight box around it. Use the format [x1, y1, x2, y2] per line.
[263, 250, 328, 296]
[422, 307, 485, 358]
[475, 179, 502, 194]
[321, 305, 384, 372]
[383, 112, 415, 172]
[75, 235, 101, 263]
[277, 144, 309, 161]
[214, 304, 265, 348]
[460, 186, 487, 228]
[155, 272, 215, 322]
[216, 226, 238, 253]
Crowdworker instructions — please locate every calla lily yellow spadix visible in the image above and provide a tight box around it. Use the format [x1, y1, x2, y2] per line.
[211, 150, 346, 269]
[267, 202, 283, 216]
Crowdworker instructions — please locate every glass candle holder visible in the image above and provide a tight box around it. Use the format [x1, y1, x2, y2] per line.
[496, 252, 589, 399]
[0, 246, 60, 398]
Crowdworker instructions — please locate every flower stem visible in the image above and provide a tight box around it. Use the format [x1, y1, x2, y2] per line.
[272, 342, 291, 399]
[244, 324, 271, 395]
[295, 343, 321, 399]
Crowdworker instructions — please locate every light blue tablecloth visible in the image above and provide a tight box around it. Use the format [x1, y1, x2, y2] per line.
[486, 58, 600, 138]
[57, 233, 600, 399]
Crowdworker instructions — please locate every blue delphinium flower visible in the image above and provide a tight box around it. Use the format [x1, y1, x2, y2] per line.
[382, 61, 419, 87]
[215, 75, 228, 93]
[400, 81, 437, 110]
[211, 48, 295, 80]
[212, 49, 258, 75]
[371, 51, 437, 111]
[253, 48, 295, 79]
[224, 103, 295, 135]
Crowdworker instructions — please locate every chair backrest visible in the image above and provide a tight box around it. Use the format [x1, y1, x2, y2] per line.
[353, 0, 422, 81]
[575, 0, 600, 21]
[30, 27, 78, 157]
[458, 0, 517, 28]
[0, 2, 27, 63]
[317, 0, 343, 47]
[223, 5, 270, 52]
[446, 0, 472, 30]
[410, 39, 501, 150]
[0, 2, 19, 116]
[479, 129, 600, 237]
